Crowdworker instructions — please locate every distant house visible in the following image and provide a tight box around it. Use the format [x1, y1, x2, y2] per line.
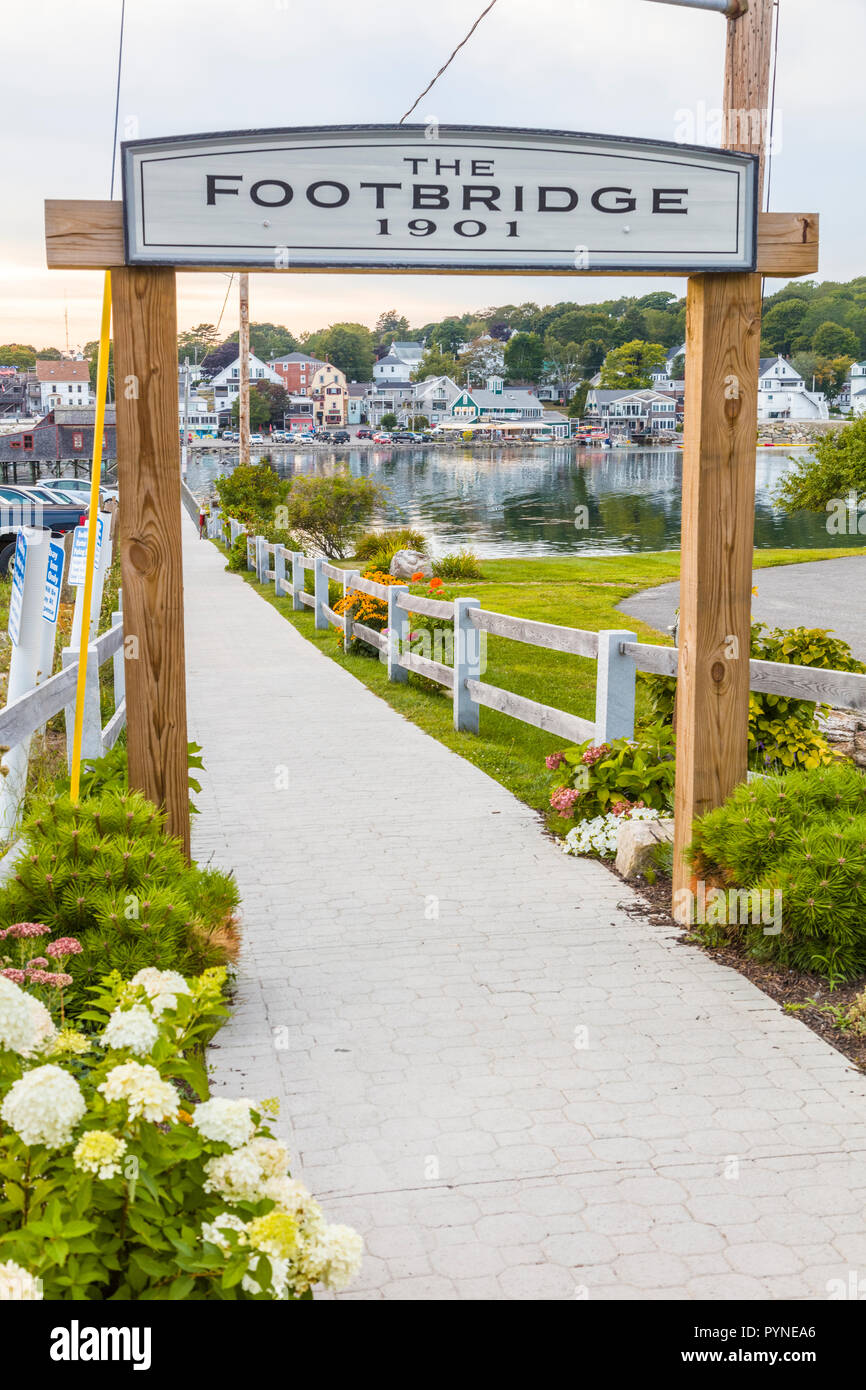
[664, 342, 686, 376]
[412, 375, 460, 424]
[267, 352, 325, 395]
[367, 380, 416, 427]
[210, 353, 283, 418]
[849, 361, 866, 417]
[583, 387, 678, 437]
[346, 383, 369, 426]
[373, 342, 425, 382]
[757, 355, 829, 421]
[35, 359, 93, 413]
[0, 406, 117, 464]
[446, 376, 543, 423]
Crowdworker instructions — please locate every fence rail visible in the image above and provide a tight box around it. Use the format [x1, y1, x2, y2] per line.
[207, 506, 866, 748]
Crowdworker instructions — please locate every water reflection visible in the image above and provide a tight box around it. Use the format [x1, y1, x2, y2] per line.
[185, 444, 851, 557]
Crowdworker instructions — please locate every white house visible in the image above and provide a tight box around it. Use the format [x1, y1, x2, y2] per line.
[849, 361, 866, 417]
[35, 358, 93, 413]
[664, 342, 686, 376]
[373, 341, 425, 382]
[445, 375, 544, 424]
[583, 387, 679, 437]
[209, 353, 283, 414]
[757, 355, 829, 421]
[412, 375, 460, 424]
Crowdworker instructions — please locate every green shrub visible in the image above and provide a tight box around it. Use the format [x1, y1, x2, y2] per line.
[433, 551, 484, 580]
[283, 472, 383, 559]
[0, 790, 240, 1022]
[546, 727, 676, 823]
[0, 966, 362, 1300]
[77, 742, 204, 819]
[214, 461, 289, 530]
[686, 762, 866, 981]
[227, 532, 251, 572]
[640, 622, 866, 771]
[354, 528, 428, 563]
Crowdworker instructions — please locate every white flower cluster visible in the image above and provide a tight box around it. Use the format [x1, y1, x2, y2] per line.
[1, 1065, 86, 1148]
[560, 807, 661, 859]
[98, 1061, 179, 1123]
[0, 976, 56, 1057]
[193, 1097, 256, 1149]
[101, 1005, 159, 1057]
[0, 1260, 42, 1301]
[130, 968, 191, 1016]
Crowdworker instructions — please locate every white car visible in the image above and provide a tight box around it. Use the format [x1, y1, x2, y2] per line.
[249, 433, 266, 443]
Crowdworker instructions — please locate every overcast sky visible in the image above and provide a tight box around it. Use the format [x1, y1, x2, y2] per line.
[3, 0, 863, 351]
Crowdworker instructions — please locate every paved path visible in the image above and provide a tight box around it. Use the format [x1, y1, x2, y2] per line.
[185, 518, 866, 1300]
[619, 556, 866, 657]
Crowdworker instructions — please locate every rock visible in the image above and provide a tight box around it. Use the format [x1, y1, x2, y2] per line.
[855, 731, 866, 753]
[390, 549, 432, 579]
[615, 817, 675, 881]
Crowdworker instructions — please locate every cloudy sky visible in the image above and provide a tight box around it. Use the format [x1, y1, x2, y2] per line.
[3, 0, 863, 350]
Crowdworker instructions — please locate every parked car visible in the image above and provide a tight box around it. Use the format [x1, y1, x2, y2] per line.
[390, 431, 417, 443]
[356, 428, 373, 439]
[271, 431, 289, 442]
[371, 432, 392, 443]
[330, 431, 350, 444]
[0, 488, 90, 577]
[249, 433, 265, 444]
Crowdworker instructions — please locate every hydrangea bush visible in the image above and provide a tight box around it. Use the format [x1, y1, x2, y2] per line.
[560, 806, 662, 859]
[0, 968, 361, 1300]
[546, 729, 675, 828]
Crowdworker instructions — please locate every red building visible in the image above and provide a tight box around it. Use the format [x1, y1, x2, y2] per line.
[267, 352, 325, 395]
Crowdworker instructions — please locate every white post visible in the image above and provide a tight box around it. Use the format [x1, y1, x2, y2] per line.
[291, 552, 304, 612]
[246, 536, 255, 571]
[342, 570, 358, 653]
[112, 609, 125, 706]
[255, 536, 266, 584]
[386, 583, 408, 682]
[313, 556, 329, 631]
[274, 544, 287, 597]
[453, 597, 481, 733]
[595, 629, 637, 742]
[70, 510, 112, 648]
[62, 643, 103, 769]
[0, 529, 52, 838]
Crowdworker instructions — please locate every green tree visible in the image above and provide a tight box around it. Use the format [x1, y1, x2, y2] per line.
[543, 338, 584, 402]
[230, 386, 272, 428]
[429, 318, 465, 355]
[580, 338, 608, 375]
[612, 306, 648, 346]
[812, 321, 860, 358]
[761, 299, 808, 355]
[411, 347, 458, 382]
[374, 310, 410, 346]
[380, 412, 398, 431]
[775, 416, 866, 512]
[568, 382, 590, 418]
[813, 356, 854, 402]
[669, 354, 686, 381]
[214, 460, 290, 527]
[253, 380, 292, 426]
[504, 332, 545, 382]
[35, 347, 63, 360]
[177, 323, 220, 363]
[284, 472, 383, 558]
[305, 323, 374, 381]
[600, 340, 667, 388]
[0, 344, 36, 370]
[456, 337, 505, 386]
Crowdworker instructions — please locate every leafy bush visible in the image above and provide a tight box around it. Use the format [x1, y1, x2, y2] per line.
[546, 727, 676, 824]
[214, 461, 289, 530]
[283, 472, 383, 559]
[433, 550, 483, 580]
[0, 967, 362, 1299]
[227, 532, 251, 572]
[687, 762, 866, 981]
[77, 742, 204, 819]
[0, 790, 240, 1022]
[354, 528, 428, 563]
[560, 806, 663, 859]
[640, 622, 865, 771]
[775, 415, 866, 513]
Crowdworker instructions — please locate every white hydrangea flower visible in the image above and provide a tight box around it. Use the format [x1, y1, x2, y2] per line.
[1, 1065, 85, 1148]
[98, 1061, 179, 1123]
[193, 1098, 255, 1149]
[101, 1005, 159, 1057]
[242, 1253, 290, 1300]
[72, 1130, 127, 1180]
[20, 994, 57, 1059]
[0, 1260, 42, 1300]
[203, 1146, 267, 1204]
[259, 1175, 310, 1214]
[130, 968, 191, 1016]
[560, 807, 661, 859]
[245, 1136, 291, 1179]
[308, 1224, 364, 1291]
[0, 975, 42, 1056]
[202, 1212, 249, 1250]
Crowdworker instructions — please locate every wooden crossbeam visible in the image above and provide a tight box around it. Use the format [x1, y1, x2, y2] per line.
[44, 200, 819, 278]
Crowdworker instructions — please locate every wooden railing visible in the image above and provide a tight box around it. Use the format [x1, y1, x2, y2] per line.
[208, 508, 866, 746]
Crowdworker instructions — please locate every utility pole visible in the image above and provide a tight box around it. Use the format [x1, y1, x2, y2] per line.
[672, 0, 775, 913]
[238, 272, 250, 464]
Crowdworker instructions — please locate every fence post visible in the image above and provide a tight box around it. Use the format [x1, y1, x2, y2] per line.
[274, 544, 286, 597]
[256, 536, 268, 584]
[313, 556, 329, 631]
[595, 629, 637, 742]
[112, 608, 125, 706]
[61, 642, 104, 770]
[342, 569, 358, 653]
[291, 552, 304, 612]
[386, 583, 408, 682]
[453, 597, 481, 733]
[0, 529, 52, 840]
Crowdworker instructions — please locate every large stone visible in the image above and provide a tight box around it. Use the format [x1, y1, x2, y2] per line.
[390, 549, 432, 579]
[615, 817, 675, 880]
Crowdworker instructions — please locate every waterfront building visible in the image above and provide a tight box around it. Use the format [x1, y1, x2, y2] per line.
[757, 354, 829, 421]
[35, 359, 93, 412]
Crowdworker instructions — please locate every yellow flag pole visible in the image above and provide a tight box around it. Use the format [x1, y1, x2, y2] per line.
[69, 270, 112, 801]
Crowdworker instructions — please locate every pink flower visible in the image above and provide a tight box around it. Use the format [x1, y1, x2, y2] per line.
[47, 937, 83, 957]
[581, 745, 610, 767]
[545, 752, 565, 770]
[3, 922, 50, 939]
[26, 969, 72, 988]
[27, 957, 50, 969]
[0, 968, 26, 983]
[550, 787, 581, 815]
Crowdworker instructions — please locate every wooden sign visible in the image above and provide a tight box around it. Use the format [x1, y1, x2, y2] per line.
[121, 124, 758, 274]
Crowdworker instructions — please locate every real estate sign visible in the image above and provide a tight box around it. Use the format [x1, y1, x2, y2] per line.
[122, 125, 758, 274]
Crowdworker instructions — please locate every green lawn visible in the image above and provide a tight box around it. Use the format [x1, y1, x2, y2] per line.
[222, 545, 866, 815]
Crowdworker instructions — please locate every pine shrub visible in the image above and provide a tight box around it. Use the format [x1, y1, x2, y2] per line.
[0, 790, 240, 1016]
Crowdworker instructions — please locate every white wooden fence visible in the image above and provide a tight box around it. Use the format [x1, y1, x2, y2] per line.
[208, 508, 866, 745]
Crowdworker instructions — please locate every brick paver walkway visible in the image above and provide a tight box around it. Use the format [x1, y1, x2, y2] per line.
[184, 516, 866, 1300]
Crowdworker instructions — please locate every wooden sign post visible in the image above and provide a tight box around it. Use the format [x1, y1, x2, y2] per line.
[44, 80, 817, 880]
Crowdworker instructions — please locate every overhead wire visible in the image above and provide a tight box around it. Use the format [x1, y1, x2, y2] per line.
[398, 0, 501, 124]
